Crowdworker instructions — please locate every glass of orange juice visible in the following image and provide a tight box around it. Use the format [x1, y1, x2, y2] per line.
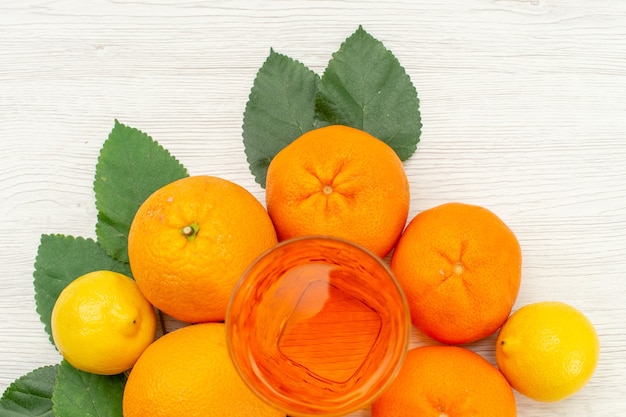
[226, 236, 410, 417]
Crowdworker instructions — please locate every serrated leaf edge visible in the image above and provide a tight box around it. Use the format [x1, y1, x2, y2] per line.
[33, 234, 119, 345]
[316, 25, 421, 161]
[93, 120, 189, 261]
[0, 364, 59, 401]
[93, 119, 189, 214]
[242, 49, 321, 188]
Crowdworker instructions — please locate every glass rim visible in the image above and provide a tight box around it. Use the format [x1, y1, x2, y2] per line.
[225, 234, 410, 417]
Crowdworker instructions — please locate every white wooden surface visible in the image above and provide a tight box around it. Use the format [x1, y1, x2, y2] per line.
[1, 0, 625, 415]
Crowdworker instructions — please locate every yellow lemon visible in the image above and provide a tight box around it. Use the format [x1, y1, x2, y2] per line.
[51, 270, 157, 375]
[496, 301, 599, 402]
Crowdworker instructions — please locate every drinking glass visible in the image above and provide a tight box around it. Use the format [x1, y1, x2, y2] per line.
[226, 236, 410, 417]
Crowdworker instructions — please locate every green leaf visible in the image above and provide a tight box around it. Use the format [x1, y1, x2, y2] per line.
[52, 361, 125, 417]
[94, 120, 188, 262]
[33, 234, 132, 344]
[243, 49, 320, 187]
[0, 365, 58, 417]
[315, 25, 421, 160]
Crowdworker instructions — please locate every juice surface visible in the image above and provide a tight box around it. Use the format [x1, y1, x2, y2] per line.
[277, 265, 383, 384]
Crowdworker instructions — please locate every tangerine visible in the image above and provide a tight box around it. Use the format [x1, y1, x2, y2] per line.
[371, 345, 517, 417]
[123, 323, 285, 417]
[265, 125, 409, 258]
[128, 175, 277, 323]
[390, 202, 522, 344]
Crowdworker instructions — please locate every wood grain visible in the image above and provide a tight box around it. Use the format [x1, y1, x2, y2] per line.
[1, 0, 625, 414]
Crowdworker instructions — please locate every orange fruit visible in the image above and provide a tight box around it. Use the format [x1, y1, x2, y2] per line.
[496, 301, 600, 402]
[265, 125, 410, 258]
[390, 202, 522, 344]
[371, 345, 517, 417]
[123, 323, 285, 417]
[128, 175, 277, 323]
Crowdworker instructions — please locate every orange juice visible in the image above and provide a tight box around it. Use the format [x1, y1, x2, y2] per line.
[226, 236, 410, 417]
